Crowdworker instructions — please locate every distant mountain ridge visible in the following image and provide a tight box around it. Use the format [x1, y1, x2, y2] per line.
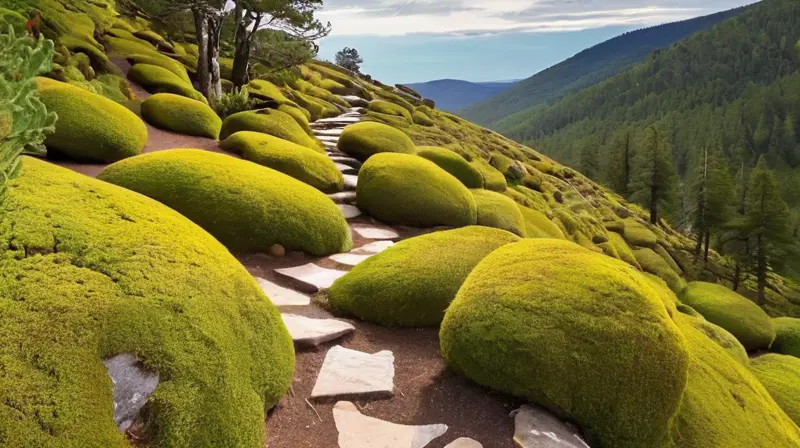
[460, 5, 751, 127]
[405, 79, 517, 112]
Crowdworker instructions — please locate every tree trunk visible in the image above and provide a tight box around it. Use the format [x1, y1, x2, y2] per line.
[231, 39, 250, 88]
[649, 185, 659, 225]
[207, 14, 223, 100]
[757, 234, 767, 305]
[703, 231, 711, 262]
[694, 233, 703, 260]
[733, 262, 741, 291]
[193, 8, 209, 97]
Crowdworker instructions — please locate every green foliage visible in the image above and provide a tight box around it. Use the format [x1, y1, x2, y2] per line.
[517, 205, 565, 239]
[328, 226, 520, 327]
[142, 93, 221, 139]
[750, 354, 800, 426]
[334, 47, 363, 73]
[772, 317, 800, 358]
[337, 121, 416, 160]
[220, 131, 343, 192]
[621, 218, 658, 247]
[680, 281, 775, 351]
[357, 152, 477, 228]
[211, 86, 255, 119]
[629, 126, 678, 224]
[128, 63, 206, 103]
[124, 52, 192, 84]
[248, 79, 292, 104]
[688, 145, 735, 257]
[416, 146, 483, 188]
[0, 25, 56, 205]
[441, 239, 690, 448]
[471, 158, 507, 192]
[220, 109, 322, 151]
[37, 77, 146, 163]
[368, 100, 412, 122]
[471, 189, 527, 237]
[607, 231, 641, 268]
[0, 157, 294, 447]
[98, 149, 352, 256]
[634, 248, 686, 293]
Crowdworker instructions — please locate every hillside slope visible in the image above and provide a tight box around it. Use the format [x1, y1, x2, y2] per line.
[406, 79, 516, 112]
[461, 5, 749, 127]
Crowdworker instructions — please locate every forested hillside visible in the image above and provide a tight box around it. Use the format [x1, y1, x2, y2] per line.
[406, 79, 516, 112]
[461, 6, 749, 127]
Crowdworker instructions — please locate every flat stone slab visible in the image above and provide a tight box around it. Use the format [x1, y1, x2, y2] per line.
[353, 225, 400, 240]
[281, 314, 355, 347]
[335, 163, 359, 175]
[334, 401, 448, 448]
[344, 174, 358, 189]
[314, 128, 345, 136]
[356, 240, 395, 254]
[317, 135, 340, 143]
[317, 116, 361, 123]
[256, 277, 311, 306]
[512, 405, 590, 448]
[274, 263, 348, 293]
[445, 438, 483, 448]
[312, 346, 395, 399]
[330, 252, 373, 266]
[329, 191, 357, 204]
[341, 95, 370, 107]
[338, 204, 362, 219]
[329, 156, 362, 168]
[105, 354, 159, 432]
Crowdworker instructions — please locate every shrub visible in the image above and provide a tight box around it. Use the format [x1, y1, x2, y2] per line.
[607, 232, 641, 269]
[211, 86, 255, 119]
[128, 63, 206, 103]
[0, 157, 294, 447]
[679, 281, 775, 351]
[337, 122, 416, 161]
[622, 218, 658, 247]
[668, 314, 800, 447]
[750, 354, 800, 425]
[634, 248, 685, 293]
[416, 146, 483, 188]
[440, 239, 690, 448]
[220, 131, 343, 192]
[471, 158, 507, 192]
[517, 206, 565, 239]
[220, 109, 322, 151]
[328, 226, 520, 327]
[772, 317, 800, 358]
[357, 152, 477, 227]
[37, 78, 147, 163]
[142, 93, 221, 139]
[98, 149, 352, 256]
[471, 189, 527, 237]
[368, 100, 412, 122]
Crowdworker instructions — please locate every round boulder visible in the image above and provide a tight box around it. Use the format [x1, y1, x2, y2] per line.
[750, 354, 800, 425]
[416, 146, 483, 188]
[772, 317, 800, 358]
[471, 189, 527, 237]
[220, 109, 323, 151]
[337, 122, 416, 161]
[141, 93, 221, 139]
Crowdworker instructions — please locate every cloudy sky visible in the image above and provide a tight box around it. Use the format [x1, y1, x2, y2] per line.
[316, 0, 758, 84]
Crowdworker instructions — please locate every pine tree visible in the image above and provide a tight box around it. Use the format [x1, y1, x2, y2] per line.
[629, 126, 678, 224]
[690, 145, 735, 261]
[606, 130, 632, 196]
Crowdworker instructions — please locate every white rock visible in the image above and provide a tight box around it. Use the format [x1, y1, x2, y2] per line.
[444, 438, 483, 448]
[329, 191, 357, 204]
[357, 240, 395, 254]
[256, 277, 311, 306]
[311, 346, 394, 399]
[317, 135, 340, 143]
[333, 401, 448, 448]
[344, 174, 358, 189]
[330, 252, 373, 266]
[512, 405, 590, 448]
[353, 225, 400, 240]
[274, 263, 348, 292]
[314, 128, 345, 136]
[317, 116, 361, 123]
[281, 314, 355, 346]
[105, 354, 159, 432]
[338, 204, 362, 219]
[335, 163, 358, 175]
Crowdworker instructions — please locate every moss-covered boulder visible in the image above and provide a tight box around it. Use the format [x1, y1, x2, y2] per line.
[634, 248, 686, 293]
[440, 239, 689, 448]
[772, 317, 800, 358]
[277, 104, 313, 136]
[517, 206, 565, 239]
[682, 314, 749, 365]
[37, 78, 147, 162]
[0, 158, 294, 447]
[221, 131, 343, 192]
[679, 282, 775, 351]
[220, 109, 322, 151]
[669, 315, 800, 447]
[128, 63, 206, 103]
[248, 79, 291, 103]
[471, 189, 527, 237]
[98, 149, 351, 256]
[471, 158, 507, 192]
[608, 232, 641, 269]
[141, 93, 221, 139]
[337, 122, 416, 161]
[622, 218, 658, 247]
[357, 153, 477, 228]
[367, 100, 412, 122]
[416, 146, 483, 188]
[750, 354, 800, 425]
[328, 227, 520, 327]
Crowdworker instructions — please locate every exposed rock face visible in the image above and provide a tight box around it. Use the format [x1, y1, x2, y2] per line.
[333, 401, 448, 448]
[511, 405, 590, 448]
[104, 354, 159, 432]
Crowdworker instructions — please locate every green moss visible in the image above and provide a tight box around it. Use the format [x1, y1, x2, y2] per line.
[133, 29, 165, 46]
[416, 146, 483, 188]
[337, 122, 416, 161]
[293, 78, 347, 107]
[128, 63, 206, 103]
[516, 206, 565, 239]
[357, 153, 477, 228]
[622, 218, 658, 248]
[219, 57, 233, 80]
[220, 109, 322, 151]
[684, 314, 749, 365]
[412, 109, 434, 126]
[772, 317, 800, 358]
[471, 189, 527, 237]
[141, 93, 221, 139]
[125, 53, 192, 84]
[679, 282, 775, 351]
[277, 104, 313, 136]
[106, 28, 155, 50]
[97, 149, 352, 256]
[440, 239, 689, 448]
[248, 80, 291, 103]
[287, 89, 339, 121]
[655, 244, 682, 274]
[750, 354, 800, 425]
[608, 232, 641, 269]
[368, 100, 412, 122]
[471, 159, 507, 192]
[37, 78, 146, 163]
[328, 226, 520, 327]
[669, 315, 800, 447]
[0, 158, 294, 447]
[634, 248, 686, 293]
[220, 131, 343, 192]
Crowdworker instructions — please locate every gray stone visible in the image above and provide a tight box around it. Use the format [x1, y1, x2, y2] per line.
[328, 191, 357, 204]
[444, 438, 483, 448]
[274, 263, 348, 292]
[344, 174, 358, 189]
[281, 314, 355, 346]
[330, 252, 373, 266]
[317, 116, 361, 124]
[512, 405, 590, 448]
[334, 401, 448, 448]
[329, 156, 362, 168]
[256, 277, 311, 306]
[314, 128, 345, 137]
[353, 225, 400, 240]
[317, 135, 340, 143]
[356, 240, 395, 254]
[341, 95, 370, 107]
[105, 354, 159, 432]
[338, 204, 362, 219]
[311, 346, 394, 399]
[335, 163, 359, 175]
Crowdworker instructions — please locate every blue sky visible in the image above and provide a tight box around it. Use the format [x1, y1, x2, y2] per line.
[315, 0, 758, 84]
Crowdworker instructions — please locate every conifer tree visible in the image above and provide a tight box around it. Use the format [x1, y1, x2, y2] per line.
[689, 145, 734, 261]
[629, 126, 678, 224]
[606, 130, 632, 196]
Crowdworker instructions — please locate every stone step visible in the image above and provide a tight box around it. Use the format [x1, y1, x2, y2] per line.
[335, 163, 358, 175]
[333, 401, 448, 448]
[512, 405, 590, 448]
[329, 252, 373, 267]
[329, 156, 362, 169]
[338, 204, 362, 219]
[256, 277, 311, 306]
[311, 346, 395, 400]
[274, 263, 348, 293]
[317, 135, 340, 143]
[340, 95, 369, 108]
[445, 439, 483, 448]
[343, 174, 358, 190]
[354, 240, 395, 254]
[352, 225, 399, 240]
[313, 128, 345, 137]
[281, 314, 355, 347]
[315, 116, 361, 124]
[328, 191, 357, 204]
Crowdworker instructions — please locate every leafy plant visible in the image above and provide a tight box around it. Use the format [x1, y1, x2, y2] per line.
[210, 86, 254, 119]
